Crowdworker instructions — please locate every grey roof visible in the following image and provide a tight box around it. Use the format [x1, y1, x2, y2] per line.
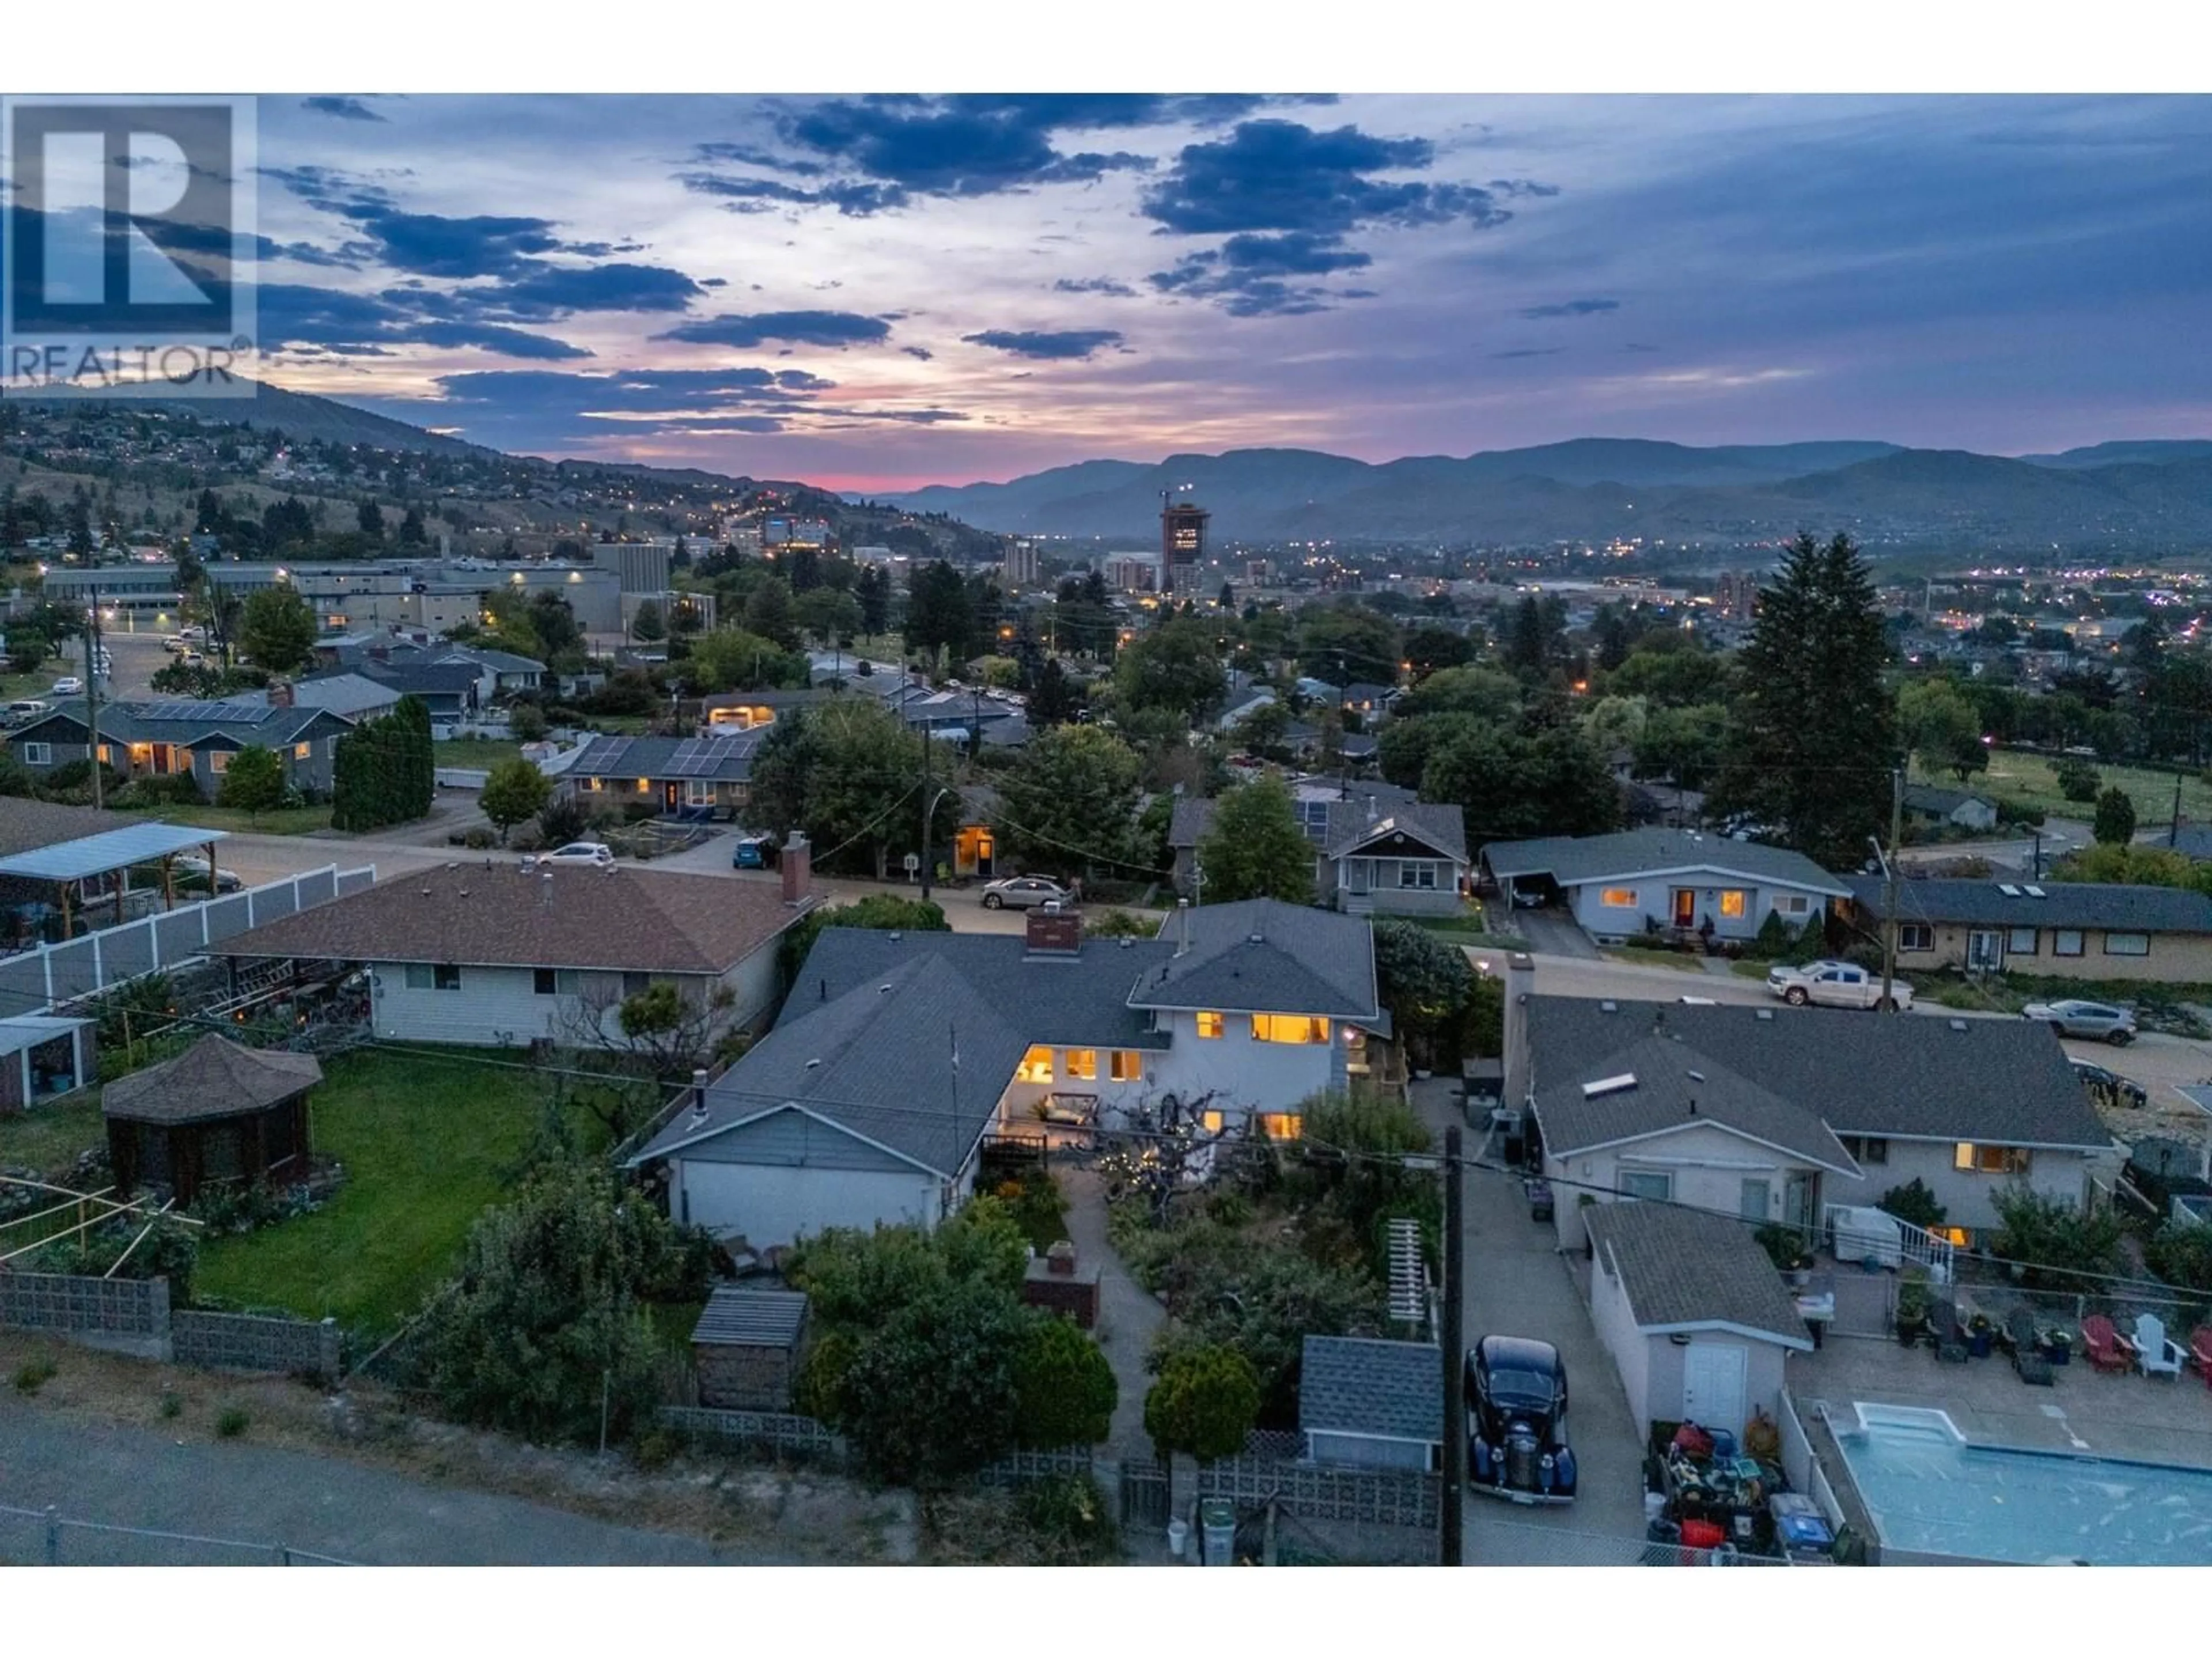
[13, 699, 344, 750]
[103, 1035, 322, 1126]
[636, 956, 1027, 1176]
[1300, 1336, 1441, 1443]
[1531, 1029, 1859, 1173]
[1846, 876, 2212, 936]
[1168, 797, 1214, 850]
[564, 732, 766, 783]
[281, 673, 403, 717]
[1482, 828, 1850, 897]
[1524, 995, 2111, 1149]
[1130, 899, 1380, 1019]
[0, 800, 134, 858]
[1584, 1202, 1813, 1348]
[0, 821, 230, 883]
[788, 926, 1175, 1052]
[2164, 825, 2212, 861]
[691, 1286, 807, 1350]
[353, 660, 481, 696]
[1325, 801, 1469, 864]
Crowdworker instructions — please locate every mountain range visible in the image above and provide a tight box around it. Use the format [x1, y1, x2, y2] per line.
[878, 438, 2212, 552]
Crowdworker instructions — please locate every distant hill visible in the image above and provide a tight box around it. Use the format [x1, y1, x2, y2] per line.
[878, 437, 2212, 550]
[31, 376, 495, 456]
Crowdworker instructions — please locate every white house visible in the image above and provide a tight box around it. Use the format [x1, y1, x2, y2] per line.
[1483, 827, 1850, 945]
[209, 857, 818, 1052]
[1584, 1200, 1813, 1439]
[633, 899, 1387, 1248]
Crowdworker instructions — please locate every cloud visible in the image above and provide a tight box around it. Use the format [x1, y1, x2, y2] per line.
[1141, 119, 1512, 237]
[446, 262, 706, 317]
[1054, 276, 1138, 297]
[676, 172, 910, 217]
[256, 281, 592, 361]
[300, 96, 384, 123]
[961, 328, 1124, 360]
[772, 94, 1183, 199]
[1149, 229, 1374, 316]
[1490, 347, 1567, 359]
[692, 142, 826, 176]
[902, 345, 935, 360]
[1520, 298, 1620, 319]
[653, 310, 893, 348]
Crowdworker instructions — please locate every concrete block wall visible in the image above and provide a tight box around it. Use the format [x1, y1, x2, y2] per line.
[171, 1310, 341, 1378]
[0, 1270, 168, 1336]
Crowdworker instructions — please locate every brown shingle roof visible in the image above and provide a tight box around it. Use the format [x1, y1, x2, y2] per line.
[0, 799, 135, 860]
[103, 1035, 323, 1125]
[204, 863, 815, 975]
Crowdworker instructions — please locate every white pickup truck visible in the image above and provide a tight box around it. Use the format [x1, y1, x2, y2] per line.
[1766, 959, 1914, 1012]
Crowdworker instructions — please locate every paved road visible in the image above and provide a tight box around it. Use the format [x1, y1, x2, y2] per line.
[0, 1396, 761, 1565]
[1509, 906, 1598, 959]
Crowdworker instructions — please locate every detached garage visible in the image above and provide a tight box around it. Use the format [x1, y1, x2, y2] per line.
[1583, 1201, 1812, 1442]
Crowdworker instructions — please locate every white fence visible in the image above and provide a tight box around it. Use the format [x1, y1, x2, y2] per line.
[0, 865, 376, 1013]
[1776, 1390, 1844, 1532]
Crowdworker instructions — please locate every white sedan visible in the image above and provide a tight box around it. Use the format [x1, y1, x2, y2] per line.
[1767, 959, 1913, 1012]
[50, 677, 84, 696]
[538, 842, 614, 868]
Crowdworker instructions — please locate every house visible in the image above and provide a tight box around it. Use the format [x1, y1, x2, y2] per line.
[558, 730, 770, 820]
[1168, 781, 1469, 916]
[1482, 828, 1849, 945]
[1217, 685, 1279, 734]
[327, 657, 483, 726]
[1336, 681, 1399, 724]
[631, 899, 1385, 1247]
[1902, 784, 1998, 834]
[1505, 963, 2118, 1249]
[262, 673, 402, 723]
[103, 1035, 322, 1205]
[1844, 876, 2212, 982]
[204, 850, 819, 1051]
[1299, 1335, 1441, 1471]
[1583, 1201, 1812, 1439]
[6, 699, 357, 800]
[701, 688, 842, 732]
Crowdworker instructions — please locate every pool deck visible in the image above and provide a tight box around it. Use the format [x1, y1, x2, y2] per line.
[1790, 1330, 2212, 1471]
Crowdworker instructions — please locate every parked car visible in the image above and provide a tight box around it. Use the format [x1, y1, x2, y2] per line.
[1766, 959, 1913, 1012]
[162, 635, 188, 654]
[979, 874, 1072, 910]
[49, 677, 83, 696]
[2069, 1057, 2147, 1110]
[2025, 999, 2135, 1045]
[4, 699, 54, 727]
[540, 842, 615, 868]
[1465, 1335, 1577, 1503]
[167, 854, 243, 894]
[730, 834, 774, 870]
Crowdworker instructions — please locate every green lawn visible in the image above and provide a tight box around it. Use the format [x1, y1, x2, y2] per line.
[0, 1090, 104, 1182]
[1604, 947, 1715, 975]
[195, 1048, 591, 1335]
[1933, 751, 2212, 830]
[433, 737, 525, 771]
[135, 802, 335, 836]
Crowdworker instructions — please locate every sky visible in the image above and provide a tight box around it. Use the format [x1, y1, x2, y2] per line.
[222, 93, 2212, 491]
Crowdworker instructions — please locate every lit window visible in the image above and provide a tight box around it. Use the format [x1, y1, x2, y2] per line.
[1251, 1014, 1329, 1044]
[1016, 1045, 1055, 1084]
[1955, 1142, 2031, 1175]
[1063, 1048, 1097, 1081]
[1599, 888, 1638, 908]
[294, 742, 312, 760]
[1109, 1050, 1143, 1082]
[1200, 1109, 1225, 1133]
[637, 778, 653, 793]
[1259, 1113, 1303, 1141]
[1718, 890, 1748, 919]
[96, 743, 112, 764]
[2104, 932, 2150, 957]
[1899, 923, 1934, 952]
[209, 750, 230, 774]
[1196, 1012, 1224, 1039]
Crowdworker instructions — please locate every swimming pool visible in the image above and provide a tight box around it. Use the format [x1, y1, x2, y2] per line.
[1832, 1406, 2212, 1566]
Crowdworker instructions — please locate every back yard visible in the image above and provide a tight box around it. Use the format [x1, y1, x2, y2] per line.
[194, 1048, 597, 1334]
[1927, 751, 2212, 828]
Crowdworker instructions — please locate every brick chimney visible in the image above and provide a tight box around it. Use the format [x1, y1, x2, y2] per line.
[780, 831, 811, 904]
[1025, 904, 1082, 956]
[267, 678, 294, 709]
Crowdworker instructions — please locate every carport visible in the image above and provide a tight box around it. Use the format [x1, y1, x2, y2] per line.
[0, 821, 228, 942]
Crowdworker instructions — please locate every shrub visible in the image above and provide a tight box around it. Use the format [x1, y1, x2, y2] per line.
[507, 702, 550, 743]
[1991, 1187, 2124, 1291]
[2145, 1219, 2212, 1294]
[1995, 799, 2047, 828]
[460, 827, 497, 850]
[215, 1406, 251, 1438]
[1011, 1315, 1118, 1449]
[158, 1392, 182, 1420]
[2055, 756, 2101, 803]
[1143, 1342, 1260, 1461]
[1012, 1472, 1120, 1563]
[538, 796, 588, 849]
[1082, 907, 1156, 939]
[13, 1357, 56, 1394]
[1878, 1178, 1947, 1231]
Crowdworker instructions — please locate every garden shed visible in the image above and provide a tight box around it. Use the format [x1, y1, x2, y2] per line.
[691, 1286, 809, 1410]
[1299, 1335, 1442, 1471]
[103, 1035, 323, 1205]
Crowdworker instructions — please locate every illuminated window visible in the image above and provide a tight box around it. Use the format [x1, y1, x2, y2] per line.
[1196, 1012, 1224, 1039]
[1718, 890, 1748, 919]
[294, 742, 312, 760]
[1016, 1046, 1055, 1084]
[1259, 1113, 1304, 1141]
[1599, 888, 1638, 908]
[1251, 1014, 1330, 1044]
[209, 750, 230, 774]
[1109, 1050, 1143, 1081]
[637, 778, 653, 793]
[95, 744, 112, 764]
[1063, 1048, 1097, 1081]
[1955, 1142, 2032, 1176]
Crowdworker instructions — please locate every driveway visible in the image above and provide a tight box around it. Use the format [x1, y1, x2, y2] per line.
[1508, 906, 1598, 960]
[0, 1396, 764, 1566]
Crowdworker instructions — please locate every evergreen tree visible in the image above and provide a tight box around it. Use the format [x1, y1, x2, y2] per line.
[2093, 785, 2138, 846]
[1714, 532, 1899, 869]
[1028, 658, 1081, 726]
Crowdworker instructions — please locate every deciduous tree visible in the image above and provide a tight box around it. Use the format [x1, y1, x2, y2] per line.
[1195, 775, 1312, 903]
[215, 744, 285, 823]
[480, 756, 552, 844]
[237, 585, 318, 676]
[994, 724, 1144, 875]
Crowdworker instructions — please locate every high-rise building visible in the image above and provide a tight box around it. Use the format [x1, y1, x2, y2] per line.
[1161, 501, 1209, 594]
[1001, 540, 1041, 586]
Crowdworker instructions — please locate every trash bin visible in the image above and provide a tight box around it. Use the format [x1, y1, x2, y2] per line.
[1165, 1518, 1189, 1559]
[1198, 1498, 1237, 1566]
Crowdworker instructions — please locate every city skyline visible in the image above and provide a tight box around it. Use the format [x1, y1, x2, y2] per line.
[229, 94, 2212, 490]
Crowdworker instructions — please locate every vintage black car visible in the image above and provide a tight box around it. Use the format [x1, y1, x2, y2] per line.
[1465, 1334, 1577, 1502]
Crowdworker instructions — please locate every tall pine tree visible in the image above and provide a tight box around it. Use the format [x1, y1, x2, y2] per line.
[1715, 531, 1898, 869]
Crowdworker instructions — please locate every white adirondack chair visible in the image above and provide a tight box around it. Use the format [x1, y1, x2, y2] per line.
[2135, 1313, 2187, 1379]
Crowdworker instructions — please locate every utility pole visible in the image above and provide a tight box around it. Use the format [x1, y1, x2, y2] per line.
[918, 719, 934, 902]
[1878, 767, 1903, 1012]
[2172, 772, 2184, 847]
[1440, 1123, 1465, 1569]
[83, 584, 105, 812]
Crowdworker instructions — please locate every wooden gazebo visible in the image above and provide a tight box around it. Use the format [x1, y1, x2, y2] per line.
[103, 1036, 323, 1205]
